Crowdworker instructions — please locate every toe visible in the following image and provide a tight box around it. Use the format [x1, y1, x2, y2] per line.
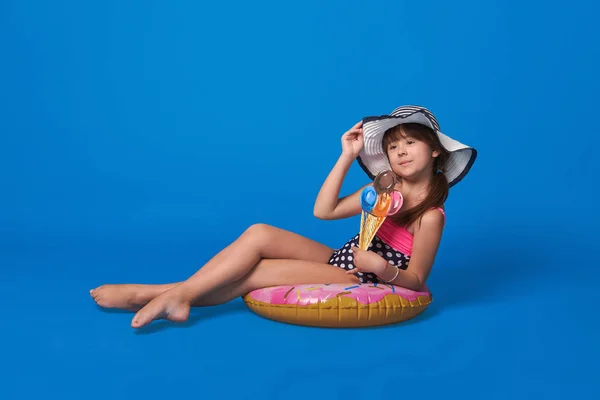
[131, 308, 152, 328]
[131, 315, 146, 328]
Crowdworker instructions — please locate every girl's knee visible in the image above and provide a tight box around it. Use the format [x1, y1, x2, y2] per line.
[242, 223, 275, 245]
[244, 223, 271, 235]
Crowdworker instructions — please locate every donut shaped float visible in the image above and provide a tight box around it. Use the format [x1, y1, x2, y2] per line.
[242, 282, 432, 328]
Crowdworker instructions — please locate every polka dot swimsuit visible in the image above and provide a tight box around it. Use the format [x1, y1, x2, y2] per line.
[327, 233, 410, 284]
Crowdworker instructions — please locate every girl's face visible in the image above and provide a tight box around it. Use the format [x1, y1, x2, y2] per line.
[385, 133, 439, 181]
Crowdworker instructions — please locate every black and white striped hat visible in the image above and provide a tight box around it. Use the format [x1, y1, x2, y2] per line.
[357, 105, 477, 187]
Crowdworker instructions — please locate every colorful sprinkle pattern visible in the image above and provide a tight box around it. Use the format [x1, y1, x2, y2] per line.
[247, 283, 431, 306]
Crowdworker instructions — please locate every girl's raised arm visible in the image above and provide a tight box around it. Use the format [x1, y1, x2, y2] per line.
[313, 121, 369, 220]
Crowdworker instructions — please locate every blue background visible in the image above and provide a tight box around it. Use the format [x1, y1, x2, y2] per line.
[1, 0, 599, 399]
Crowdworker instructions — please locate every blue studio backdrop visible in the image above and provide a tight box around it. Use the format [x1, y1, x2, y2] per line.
[1, 1, 599, 399]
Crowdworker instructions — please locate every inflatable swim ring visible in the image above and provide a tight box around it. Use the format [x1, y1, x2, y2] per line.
[243, 282, 432, 328]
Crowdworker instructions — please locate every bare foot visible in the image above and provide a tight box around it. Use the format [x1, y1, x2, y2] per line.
[130, 289, 191, 328]
[90, 284, 175, 311]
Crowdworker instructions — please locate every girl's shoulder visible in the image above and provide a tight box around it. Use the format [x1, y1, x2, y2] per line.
[420, 207, 446, 228]
[407, 207, 446, 235]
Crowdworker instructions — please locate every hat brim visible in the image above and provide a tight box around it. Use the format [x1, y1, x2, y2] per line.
[357, 110, 477, 188]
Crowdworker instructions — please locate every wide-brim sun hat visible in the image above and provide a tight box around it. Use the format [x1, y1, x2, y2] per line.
[357, 105, 477, 187]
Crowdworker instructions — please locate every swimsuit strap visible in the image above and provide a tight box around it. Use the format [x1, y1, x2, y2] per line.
[434, 207, 446, 225]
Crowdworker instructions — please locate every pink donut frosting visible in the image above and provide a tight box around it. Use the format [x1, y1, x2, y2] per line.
[246, 283, 431, 306]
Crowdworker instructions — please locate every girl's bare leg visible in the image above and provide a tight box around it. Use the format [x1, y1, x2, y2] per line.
[93, 257, 356, 314]
[91, 223, 335, 310]
[128, 223, 356, 328]
[125, 258, 356, 327]
[90, 224, 353, 317]
[92, 258, 346, 311]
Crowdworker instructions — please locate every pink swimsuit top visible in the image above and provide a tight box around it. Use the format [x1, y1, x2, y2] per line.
[376, 208, 446, 257]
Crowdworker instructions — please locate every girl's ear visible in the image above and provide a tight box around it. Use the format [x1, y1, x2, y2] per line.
[432, 150, 440, 158]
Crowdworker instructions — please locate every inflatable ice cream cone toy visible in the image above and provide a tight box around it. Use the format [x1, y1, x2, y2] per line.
[358, 171, 403, 250]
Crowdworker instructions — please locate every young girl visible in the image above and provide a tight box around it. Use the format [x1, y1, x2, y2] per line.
[90, 105, 477, 328]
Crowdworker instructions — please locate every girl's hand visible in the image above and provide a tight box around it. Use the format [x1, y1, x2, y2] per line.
[341, 121, 364, 158]
[346, 246, 389, 276]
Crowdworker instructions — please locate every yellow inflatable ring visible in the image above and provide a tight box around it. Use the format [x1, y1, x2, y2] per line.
[243, 282, 432, 328]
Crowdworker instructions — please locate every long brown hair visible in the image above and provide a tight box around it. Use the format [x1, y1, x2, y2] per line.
[382, 123, 450, 229]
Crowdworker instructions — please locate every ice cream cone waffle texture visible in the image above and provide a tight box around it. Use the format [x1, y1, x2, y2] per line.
[358, 211, 386, 250]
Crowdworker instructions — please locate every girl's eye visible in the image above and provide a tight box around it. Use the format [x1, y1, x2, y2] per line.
[407, 140, 414, 145]
[389, 145, 396, 150]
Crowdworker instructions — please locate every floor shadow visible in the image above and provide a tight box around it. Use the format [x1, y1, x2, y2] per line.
[426, 228, 554, 312]
[96, 306, 135, 315]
